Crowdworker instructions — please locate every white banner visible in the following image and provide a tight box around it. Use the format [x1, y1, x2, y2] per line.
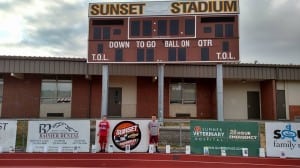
[0, 120, 17, 152]
[26, 120, 90, 153]
[95, 120, 150, 152]
[265, 122, 300, 158]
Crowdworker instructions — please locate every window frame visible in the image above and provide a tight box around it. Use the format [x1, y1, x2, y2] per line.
[170, 82, 196, 104]
[41, 80, 72, 104]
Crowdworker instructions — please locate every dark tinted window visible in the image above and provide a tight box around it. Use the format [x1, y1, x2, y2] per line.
[143, 21, 152, 36]
[168, 48, 176, 61]
[203, 27, 211, 33]
[225, 24, 234, 37]
[113, 29, 121, 35]
[115, 49, 123, 62]
[146, 48, 154, 61]
[158, 20, 167, 36]
[201, 48, 209, 61]
[92, 19, 124, 25]
[93, 27, 101, 39]
[215, 24, 223, 37]
[170, 20, 179, 35]
[131, 21, 140, 36]
[97, 44, 103, 53]
[137, 49, 144, 62]
[222, 41, 229, 52]
[103, 27, 110, 40]
[185, 19, 195, 35]
[201, 17, 235, 23]
[178, 48, 186, 61]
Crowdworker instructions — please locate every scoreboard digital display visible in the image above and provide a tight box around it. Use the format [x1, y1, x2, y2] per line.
[87, 0, 239, 63]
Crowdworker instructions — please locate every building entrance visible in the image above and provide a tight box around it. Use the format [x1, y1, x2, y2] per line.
[108, 87, 122, 117]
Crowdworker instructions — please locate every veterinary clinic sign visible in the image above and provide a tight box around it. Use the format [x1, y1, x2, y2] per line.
[0, 120, 17, 152]
[89, 0, 239, 17]
[190, 120, 260, 156]
[265, 122, 300, 158]
[26, 120, 90, 152]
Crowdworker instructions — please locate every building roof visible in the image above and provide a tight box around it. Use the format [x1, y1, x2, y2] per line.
[1, 55, 300, 81]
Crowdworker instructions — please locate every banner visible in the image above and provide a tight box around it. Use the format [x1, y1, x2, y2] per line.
[26, 120, 90, 152]
[265, 122, 300, 158]
[89, 0, 239, 17]
[190, 120, 260, 156]
[0, 120, 17, 152]
[95, 120, 150, 152]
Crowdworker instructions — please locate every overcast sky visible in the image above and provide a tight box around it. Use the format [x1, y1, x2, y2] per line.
[0, 0, 300, 64]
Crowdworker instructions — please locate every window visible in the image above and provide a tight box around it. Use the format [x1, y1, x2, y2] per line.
[146, 48, 154, 61]
[168, 48, 186, 61]
[137, 49, 154, 62]
[137, 49, 144, 62]
[131, 21, 140, 36]
[113, 29, 121, 35]
[92, 19, 124, 25]
[201, 17, 235, 23]
[115, 49, 123, 62]
[170, 20, 179, 35]
[201, 48, 209, 61]
[170, 83, 196, 104]
[0, 79, 3, 103]
[103, 27, 110, 40]
[41, 80, 72, 104]
[225, 24, 234, 37]
[168, 48, 177, 61]
[185, 19, 195, 35]
[215, 24, 223, 37]
[97, 43, 103, 53]
[178, 48, 186, 61]
[93, 27, 101, 39]
[158, 20, 167, 36]
[143, 21, 152, 36]
[203, 27, 212, 33]
[222, 41, 229, 52]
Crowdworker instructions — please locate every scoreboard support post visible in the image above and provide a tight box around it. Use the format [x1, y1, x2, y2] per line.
[158, 64, 164, 124]
[216, 64, 224, 121]
[101, 64, 109, 117]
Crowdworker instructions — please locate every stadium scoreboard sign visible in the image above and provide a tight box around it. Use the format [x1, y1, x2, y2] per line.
[88, 0, 239, 63]
[89, 0, 239, 16]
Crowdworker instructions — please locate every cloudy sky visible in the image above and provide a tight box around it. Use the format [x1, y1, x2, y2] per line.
[0, 0, 300, 64]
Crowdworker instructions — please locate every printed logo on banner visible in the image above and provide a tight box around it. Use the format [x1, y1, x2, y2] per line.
[273, 124, 299, 150]
[192, 125, 225, 142]
[274, 124, 297, 142]
[39, 122, 79, 139]
[112, 121, 141, 151]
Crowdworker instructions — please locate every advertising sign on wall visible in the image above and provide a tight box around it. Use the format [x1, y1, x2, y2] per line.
[0, 120, 17, 152]
[265, 122, 300, 158]
[95, 120, 150, 152]
[26, 120, 90, 152]
[190, 120, 260, 156]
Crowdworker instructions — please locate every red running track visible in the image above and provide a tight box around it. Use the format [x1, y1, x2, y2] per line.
[0, 153, 300, 168]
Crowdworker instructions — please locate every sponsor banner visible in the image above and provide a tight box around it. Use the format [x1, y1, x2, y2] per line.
[190, 120, 260, 156]
[89, 0, 239, 17]
[0, 120, 17, 152]
[265, 122, 300, 158]
[95, 120, 149, 152]
[26, 120, 90, 152]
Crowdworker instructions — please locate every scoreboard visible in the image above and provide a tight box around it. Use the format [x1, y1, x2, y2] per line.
[87, 0, 239, 63]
